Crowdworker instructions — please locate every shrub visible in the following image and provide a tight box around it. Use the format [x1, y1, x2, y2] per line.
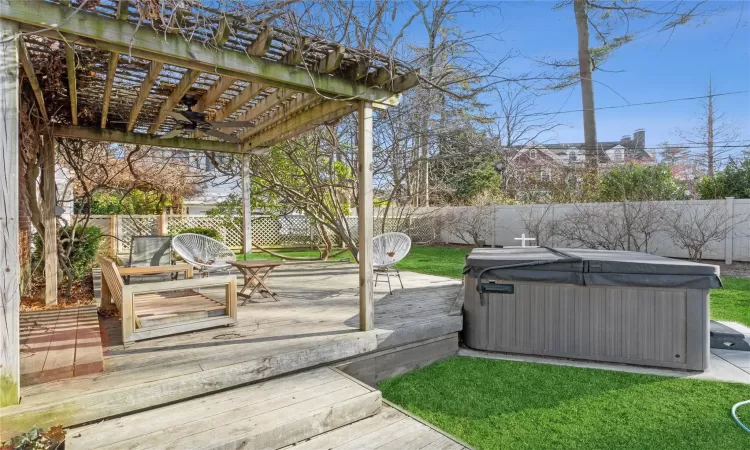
[32, 225, 103, 282]
[698, 158, 750, 199]
[178, 227, 222, 241]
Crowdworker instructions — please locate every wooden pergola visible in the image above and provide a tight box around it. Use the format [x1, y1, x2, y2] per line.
[0, 0, 417, 406]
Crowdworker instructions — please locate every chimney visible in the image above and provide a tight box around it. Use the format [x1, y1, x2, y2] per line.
[633, 129, 645, 150]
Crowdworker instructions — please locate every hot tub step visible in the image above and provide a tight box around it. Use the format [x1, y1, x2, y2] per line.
[710, 321, 750, 352]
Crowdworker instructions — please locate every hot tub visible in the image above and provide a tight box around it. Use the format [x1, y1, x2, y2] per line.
[462, 248, 722, 371]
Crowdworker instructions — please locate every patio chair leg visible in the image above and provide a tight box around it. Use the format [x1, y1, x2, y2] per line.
[395, 267, 404, 289]
[386, 269, 392, 295]
[374, 271, 379, 287]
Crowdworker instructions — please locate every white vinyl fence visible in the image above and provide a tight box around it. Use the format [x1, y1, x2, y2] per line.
[84, 198, 750, 263]
[85, 213, 439, 255]
[425, 198, 750, 263]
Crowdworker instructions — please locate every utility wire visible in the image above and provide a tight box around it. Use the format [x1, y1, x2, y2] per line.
[491, 90, 750, 118]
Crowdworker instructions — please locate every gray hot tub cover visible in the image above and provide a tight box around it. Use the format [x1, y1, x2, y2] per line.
[464, 247, 722, 289]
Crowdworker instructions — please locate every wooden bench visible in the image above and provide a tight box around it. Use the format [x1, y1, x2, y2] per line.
[99, 257, 237, 343]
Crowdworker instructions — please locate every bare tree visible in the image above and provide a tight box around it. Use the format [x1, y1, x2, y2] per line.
[557, 201, 667, 252]
[662, 201, 736, 261]
[518, 204, 559, 247]
[443, 206, 493, 246]
[493, 85, 567, 149]
[677, 77, 743, 176]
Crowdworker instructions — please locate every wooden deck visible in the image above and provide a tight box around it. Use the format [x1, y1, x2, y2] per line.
[1, 264, 462, 440]
[19, 306, 103, 386]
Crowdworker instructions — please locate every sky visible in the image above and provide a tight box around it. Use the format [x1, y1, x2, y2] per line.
[401, 0, 750, 158]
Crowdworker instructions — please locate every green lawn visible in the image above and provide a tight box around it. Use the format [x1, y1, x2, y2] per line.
[711, 277, 750, 327]
[239, 245, 749, 326]
[394, 245, 471, 279]
[380, 357, 750, 450]
[238, 249, 353, 261]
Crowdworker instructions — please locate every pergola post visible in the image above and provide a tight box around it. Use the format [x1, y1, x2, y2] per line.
[241, 154, 252, 257]
[357, 101, 374, 331]
[0, 18, 20, 406]
[42, 137, 58, 305]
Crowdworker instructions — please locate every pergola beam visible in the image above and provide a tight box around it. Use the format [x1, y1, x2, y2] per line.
[196, 76, 235, 112]
[59, 0, 77, 124]
[280, 38, 308, 66]
[52, 125, 265, 155]
[127, 61, 163, 131]
[0, 2, 400, 105]
[148, 69, 201, 134]
[242, 100, 356, 150]
[17, 38, 48, 121]
[212, 17, 233, 47]
[212, 82, 266, 122]
[100, 52, 119, 128]
[238, 93, 319, 142]
[229, 88, 294, 134]
[99, 0, 128, 128]
[64, 43, 77, 125]
[247, 26, 272, 57]
[315, 45, 345, 74]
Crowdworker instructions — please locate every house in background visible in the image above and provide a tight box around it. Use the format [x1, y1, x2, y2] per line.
[504, 128, 655, 169]
[495, 129, 657, 201]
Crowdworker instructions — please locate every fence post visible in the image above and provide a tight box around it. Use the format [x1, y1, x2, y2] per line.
[725, 197, 735, 265]
[156, 208, 169, 236]
[109, 216, 116, 256]
[491, 205, 496, 248]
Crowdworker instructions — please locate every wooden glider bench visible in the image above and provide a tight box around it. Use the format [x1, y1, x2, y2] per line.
[99, 257, 237, 343]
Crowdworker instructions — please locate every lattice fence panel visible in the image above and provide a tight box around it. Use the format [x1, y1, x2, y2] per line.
[117, 215, 158, 253]
[345, 216, 438, 244]
[167, 215, 243, 248]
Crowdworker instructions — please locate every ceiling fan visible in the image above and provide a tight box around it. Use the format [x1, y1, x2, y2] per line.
[160, 95, 254, 143]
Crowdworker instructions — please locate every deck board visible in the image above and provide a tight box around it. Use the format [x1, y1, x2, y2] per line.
[67, 367, 381, 450]
[2, 265, 462, 440]
[19, 306, 103, 386]
[283, 405, 469, 450]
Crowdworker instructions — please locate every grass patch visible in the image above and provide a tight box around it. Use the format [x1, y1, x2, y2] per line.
[238, 249, 353, 261]
[394, 245, 470, 279]
[711, 277, 750, 327]
[380, 357, 750, 450]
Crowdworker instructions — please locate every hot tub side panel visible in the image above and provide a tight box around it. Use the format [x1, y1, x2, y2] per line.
[463, 277, 710, 371]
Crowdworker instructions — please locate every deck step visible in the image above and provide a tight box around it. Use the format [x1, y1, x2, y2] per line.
[283, 404, 469, 450]
[0, 333, 378, 439]
[66, 367, 381, 450]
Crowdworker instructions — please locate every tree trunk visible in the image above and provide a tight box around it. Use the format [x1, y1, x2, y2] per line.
[707, 75, 714, 176]
[573, 0, 598, 175]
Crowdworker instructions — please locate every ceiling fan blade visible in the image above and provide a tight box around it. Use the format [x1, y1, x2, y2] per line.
[208, 121, 255, 128]
[160, 128, 184, 139]
[204, 128, 240, 144]
[168, 111, 192, 123]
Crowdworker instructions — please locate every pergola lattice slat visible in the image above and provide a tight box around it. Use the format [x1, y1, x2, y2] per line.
[17, 38, 47, 122]
[148, 69, 201, 134]
[0, 2, 401, 105]
[127, 61, 164, 131]
[99, 0, 128, 128]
